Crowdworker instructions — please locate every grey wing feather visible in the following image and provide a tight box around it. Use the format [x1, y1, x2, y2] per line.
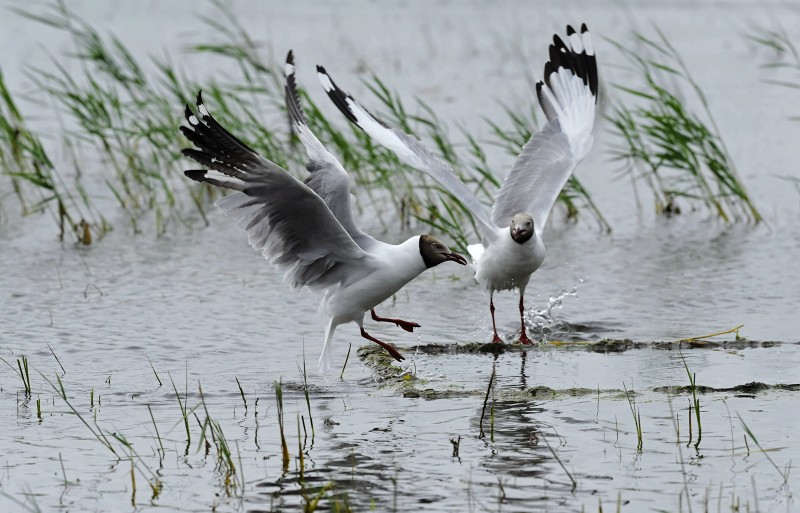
[493, 25, 598, 233]
[182, 92, 373, 290]
[491, 120, 578, 232]
[284, 51, 379, 252]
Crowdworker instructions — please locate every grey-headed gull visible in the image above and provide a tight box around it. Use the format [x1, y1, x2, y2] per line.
[181, 51, 467, 372]
[316, 25, 598, 344]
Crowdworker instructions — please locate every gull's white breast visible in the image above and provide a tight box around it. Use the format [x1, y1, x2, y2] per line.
[320, 237, 426, 324]
[472, 231, 545, 292]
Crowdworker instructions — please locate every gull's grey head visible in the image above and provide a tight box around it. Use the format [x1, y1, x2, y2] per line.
[419, 235, 468, 268]
[510, 213, 534, 244]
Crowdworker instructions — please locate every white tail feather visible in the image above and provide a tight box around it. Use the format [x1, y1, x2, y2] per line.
[318, 320, 337, 373]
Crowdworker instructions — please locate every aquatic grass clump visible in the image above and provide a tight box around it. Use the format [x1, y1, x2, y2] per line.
[0, 71, 101, 243]
[6, 0, 610, 248]
[14, 1, 210, 235]
[40, 371, 168, 501]
[197, 383, 242, 496]
[607, 29, 762, 222]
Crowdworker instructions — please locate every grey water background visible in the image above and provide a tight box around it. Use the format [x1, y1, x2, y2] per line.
[1, 1, 799, 512]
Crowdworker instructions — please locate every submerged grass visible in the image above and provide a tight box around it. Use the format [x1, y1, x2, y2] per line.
[168, 372, 191, 447]
[146, 404, 165, 457]
[17, 356, 32, 395]
[275, 378, 290, 473]
[39, 372, 117, 456]
[9, 359, 366, 510]
[737, 413, 791, 487]
[478, 365, 496, 440]
[196, 383, 241, 496]
[339, 343, 352, 380]
[235, 376, 247, 412]
[607, 29, 762, 223]
[623, 382, 643, 452]
[299, 356, 315, 443]
[2, 351, 793, 512]
[47, 344, 65, 374]
[542, 431, 577, 492]
[680, 354, 702, 450]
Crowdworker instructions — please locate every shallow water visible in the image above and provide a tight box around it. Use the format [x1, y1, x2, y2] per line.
[2, 1, 800, 512]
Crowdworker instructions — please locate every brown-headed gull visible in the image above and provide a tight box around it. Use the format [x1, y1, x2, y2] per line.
[316, 24, 598, 344]
[180, 51, 467, 372]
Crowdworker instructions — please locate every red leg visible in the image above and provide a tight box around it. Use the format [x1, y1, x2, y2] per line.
[360, 327, 405, 361]
[490, 295, 504, 344]
[370, 309, 420, 333]
[518, 293, 533, 345]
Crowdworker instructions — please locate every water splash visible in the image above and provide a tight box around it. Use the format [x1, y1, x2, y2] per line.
[523, 286, 579, 342]
[399, 334, 422, 379]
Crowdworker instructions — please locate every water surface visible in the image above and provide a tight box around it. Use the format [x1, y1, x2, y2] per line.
[1, 1, 799, 511]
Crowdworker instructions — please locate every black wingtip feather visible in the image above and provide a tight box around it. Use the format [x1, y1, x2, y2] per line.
[542, 61, 555, 90]
[540, 24, 598, 102]
[184, 170, 206, 182]
[179, 95, 259, 180]
[535, 80, 545, 112]
[318, 67, 360, 126]
[284, 52, 307, 126]
[196, 90, 203, 108]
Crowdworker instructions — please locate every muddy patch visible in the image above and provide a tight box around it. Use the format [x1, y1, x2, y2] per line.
[358, 341, 799, 400]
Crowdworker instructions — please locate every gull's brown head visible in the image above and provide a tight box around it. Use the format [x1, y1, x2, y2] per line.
[419, 235, 468, 268]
